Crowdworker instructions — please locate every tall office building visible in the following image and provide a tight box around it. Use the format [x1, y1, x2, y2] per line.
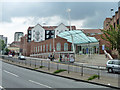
[14, 32, 24, 41]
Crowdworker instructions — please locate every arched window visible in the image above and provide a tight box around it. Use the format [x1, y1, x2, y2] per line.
[49, 43, 51, 51]
[43, 45, 45, 52]
[57, 43, 61, 51]
[64, 43, 68, 51]
[38, 46, 39, 52]
[46, 44, 48, 52]
[36, 46, 37, 53]
[41, 45, 42, 52]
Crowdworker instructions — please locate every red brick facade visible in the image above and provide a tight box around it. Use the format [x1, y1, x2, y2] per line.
[91, 34, 110, 54]
[104, 7, 120, 30]
[20, 34, 31, 56]
[20, 35, 72, 57]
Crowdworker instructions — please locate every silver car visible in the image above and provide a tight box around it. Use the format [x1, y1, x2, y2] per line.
[106, 60, 120, 73]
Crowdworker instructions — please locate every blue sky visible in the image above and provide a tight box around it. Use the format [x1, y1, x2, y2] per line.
[0, 1, 119, 43]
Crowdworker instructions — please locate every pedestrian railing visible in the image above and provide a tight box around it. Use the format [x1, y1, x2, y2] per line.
[0, 55, 117, 81]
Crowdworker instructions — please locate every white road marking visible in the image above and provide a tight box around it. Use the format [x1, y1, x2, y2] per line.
[29, 80, 52, 88]
[3, 70, 19, 77]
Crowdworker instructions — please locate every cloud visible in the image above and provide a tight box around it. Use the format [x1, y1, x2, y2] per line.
[0, 16, 85, 44]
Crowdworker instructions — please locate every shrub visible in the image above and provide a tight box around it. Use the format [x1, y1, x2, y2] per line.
[87, 75, 99, 81]
[53, 69, 67, 74]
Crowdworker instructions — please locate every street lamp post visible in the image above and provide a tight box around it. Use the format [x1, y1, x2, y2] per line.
[53, 33, 55, 57]
[67, 8, 75, 60]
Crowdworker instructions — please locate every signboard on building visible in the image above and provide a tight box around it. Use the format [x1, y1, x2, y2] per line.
[102, 45, 105, 50]
[69, 54, 75, 63]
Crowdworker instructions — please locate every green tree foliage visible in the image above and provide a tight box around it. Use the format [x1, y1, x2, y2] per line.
[0, 40, 6, 54]
[101, 25, 120, 59]
[4, 48, 10, 55]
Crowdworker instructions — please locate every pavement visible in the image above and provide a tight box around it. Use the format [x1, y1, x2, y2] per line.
[0, 57, 120, 89]
[1, 60, 109, 88]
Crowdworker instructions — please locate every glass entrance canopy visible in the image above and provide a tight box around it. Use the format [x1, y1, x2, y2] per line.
[58, 30, 98, 44]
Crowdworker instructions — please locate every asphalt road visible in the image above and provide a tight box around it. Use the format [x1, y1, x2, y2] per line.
[5, 57, 119, 79]
[1, 61, 109, 88]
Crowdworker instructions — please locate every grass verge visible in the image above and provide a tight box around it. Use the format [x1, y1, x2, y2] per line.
[53, 69, 67, 74]
[87, 75, 99, 81]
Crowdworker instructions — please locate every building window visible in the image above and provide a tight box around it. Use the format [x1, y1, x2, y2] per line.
[46, 44, 48, 52]
[51, 31, 54, 34]
[64, 43, 68, 51]
[46, 31, 50, 34]
[28, 35, 31, 38]
[117, 19, 119, 25]
[49, 43, 51, 51]
[34, 47, 36, 53]
[36, 46, 37, 53]
[90, 33, 95, 35]
[57, 43, 61, 51]
[41, 45, 42, 52]
[43, 45, 45, 52]
[29, 31, 31, 34]
[38, 46, 39, 52]
[46, 35, 49, 38]
[51, 35, 54, 38]
[114, 23, 115, 29]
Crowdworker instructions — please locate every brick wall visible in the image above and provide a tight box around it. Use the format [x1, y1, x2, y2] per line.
[20, 35, 72, 57]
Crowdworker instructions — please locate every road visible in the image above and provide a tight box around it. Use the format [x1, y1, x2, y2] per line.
[5, 56, 119, 79]
[1, 61, 109, 88]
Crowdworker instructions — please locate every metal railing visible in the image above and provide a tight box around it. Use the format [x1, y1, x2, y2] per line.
[0, 55, 118, 80]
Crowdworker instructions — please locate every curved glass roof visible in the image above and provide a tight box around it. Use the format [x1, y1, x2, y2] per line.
[58, 30, 98, 44]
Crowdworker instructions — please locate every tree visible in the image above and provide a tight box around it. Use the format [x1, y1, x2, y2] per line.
[0, 40, 6, 54]
[4, 48, 10, 55]
[101, 25, 120, 59]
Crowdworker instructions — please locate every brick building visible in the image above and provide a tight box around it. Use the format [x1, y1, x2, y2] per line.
[30, 36, 72, 58]
[27, 23, 76, 42]
[104, 1, 120, 30]
[79, 29, 103, 36]
[20, 30, 99, 59]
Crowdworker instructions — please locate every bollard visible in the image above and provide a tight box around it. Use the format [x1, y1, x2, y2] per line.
[41, 60, 43, 66]
[48, 61, 50, 70]
[98, 66, 100, 79]
[30, 59, 31, 67]
[25, 60, 27, 66]
[35, 60, 36, 67]
[81, 64, 83, 76]
[57, 63, 59, 70]
[18, 59, 20, 64]
[68, 63, 69, 74]
[75, 65, 77, 73]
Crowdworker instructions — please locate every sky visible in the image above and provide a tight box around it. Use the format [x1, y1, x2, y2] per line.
[0, 0, 119, 44]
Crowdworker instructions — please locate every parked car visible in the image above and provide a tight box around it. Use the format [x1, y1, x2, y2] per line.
[106, 60, 120, 73]
[18, 55, 26, 60]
